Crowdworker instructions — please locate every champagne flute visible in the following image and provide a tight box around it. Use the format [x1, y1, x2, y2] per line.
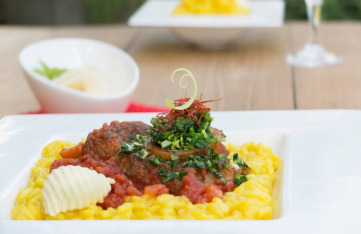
[286, 0, 342, 68]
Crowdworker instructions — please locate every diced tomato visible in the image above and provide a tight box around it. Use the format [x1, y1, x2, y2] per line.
[59, 142, 84, 158]
[180, 172, 206, 204]
[127, 186, 143, 196]
[204, 185, 223, 202]
[144, 184, 169, 197]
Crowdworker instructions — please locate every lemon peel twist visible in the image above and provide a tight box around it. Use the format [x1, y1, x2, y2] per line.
[165, 68, 198, 110]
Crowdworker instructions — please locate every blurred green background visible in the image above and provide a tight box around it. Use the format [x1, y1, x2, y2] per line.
[0, 0, 360, 25]
[285, 0, 361, 21]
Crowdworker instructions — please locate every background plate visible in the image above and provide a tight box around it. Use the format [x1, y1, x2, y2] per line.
[128, 0, 285, 28]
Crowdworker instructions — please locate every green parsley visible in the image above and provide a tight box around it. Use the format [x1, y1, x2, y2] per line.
[118, 142, 134, 153]
[128, 134, 135, 141]
[136, 134, 148, 143]
[148, 111, 218, 151]
[117, 134, 149, 159]
[234, 173, 248, 186]
[182, 148, 230, 184]
[166, 154, 179, 169]
[137, 149, 148, 159]
[233, 153, 251, 170]
[178, 171, 188, 180]
[157, 168, 188, 183]
[232, 153, 251, 186]
[213, 169, 227, 184]
[33, 61, 67, 80]
[147, 155, 163, 166]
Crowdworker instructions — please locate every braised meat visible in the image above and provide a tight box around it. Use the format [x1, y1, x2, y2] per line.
[113, 153, 181, 194]
[87, 121, 234, 194]
[84, 121, 150, 160]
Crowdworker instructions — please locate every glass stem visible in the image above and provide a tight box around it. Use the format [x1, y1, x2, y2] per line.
[306, 2, 322, 45]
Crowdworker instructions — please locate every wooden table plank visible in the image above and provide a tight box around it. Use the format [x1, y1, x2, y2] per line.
[289, 22, 361, 109]
[4, 23, 359, 118]
[127, 28, 294, 111]
[0, 26, 137, 117]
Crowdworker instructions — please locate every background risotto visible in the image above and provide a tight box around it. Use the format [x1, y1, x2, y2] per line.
[12, 140, 279, 220]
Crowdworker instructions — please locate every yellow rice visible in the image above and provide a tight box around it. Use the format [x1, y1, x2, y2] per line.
[12, 141, 279, 220]
[173, 0, 250, 15]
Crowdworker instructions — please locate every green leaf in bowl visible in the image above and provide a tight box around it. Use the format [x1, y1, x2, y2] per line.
[34, 61, 67, 80]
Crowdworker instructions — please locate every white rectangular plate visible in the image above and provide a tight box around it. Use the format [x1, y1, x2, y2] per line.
[129, 0, 285, 28]
[1, 110, 361, 234]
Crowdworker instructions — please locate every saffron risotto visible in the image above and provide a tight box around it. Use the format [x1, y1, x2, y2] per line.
[12, 141, 280, 220]
[173, 0, 250, 15]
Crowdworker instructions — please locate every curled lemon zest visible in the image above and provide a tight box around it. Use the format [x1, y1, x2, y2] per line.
[165, 68, 198, 110]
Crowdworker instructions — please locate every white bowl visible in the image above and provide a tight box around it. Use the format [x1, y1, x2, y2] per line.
[129, 0, 285, 49]
[19, 38, 139, 113]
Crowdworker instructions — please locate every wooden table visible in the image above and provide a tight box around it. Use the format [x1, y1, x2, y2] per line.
[1, 22, 360, 118]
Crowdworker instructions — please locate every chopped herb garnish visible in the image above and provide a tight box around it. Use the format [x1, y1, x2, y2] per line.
[233, 153, 251, 170]
[178, 171, 188, 180]
[128, 134, 134, 141]
[180, 147, 230, 184]
[213, 162, 220, 171]
[206, 159, 212, 170]
[33, 61, 67, 80]
[136, 134, 148, 144]
[166, 154, 179, 169]
[132, 141, 143, 149]
[118, 142, 133, 153]
[221, 131, 226, 142]
[219, 155, 230, 161]
[208, 147, 215, 156]
[234, 173, 248, 186]
[213, 169, 227, 184]
[161, 140, 172, 149]
[117, 134, 149, 160]
[166, 160, 178, 169]
[147, 155, 163, 166]
[137, 149, 148, 159]
[171, 154, 178, 161]
[231, 153, 251, 185]
[157, 168, 187, 183]
[157, 168, 177, 183]
[148, 103, 219, 151]
[194, 161, 206, 168]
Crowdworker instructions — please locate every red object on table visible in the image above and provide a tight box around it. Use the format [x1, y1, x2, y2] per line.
[22, 102, 169, 114]
[126, 102, 169, 113]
